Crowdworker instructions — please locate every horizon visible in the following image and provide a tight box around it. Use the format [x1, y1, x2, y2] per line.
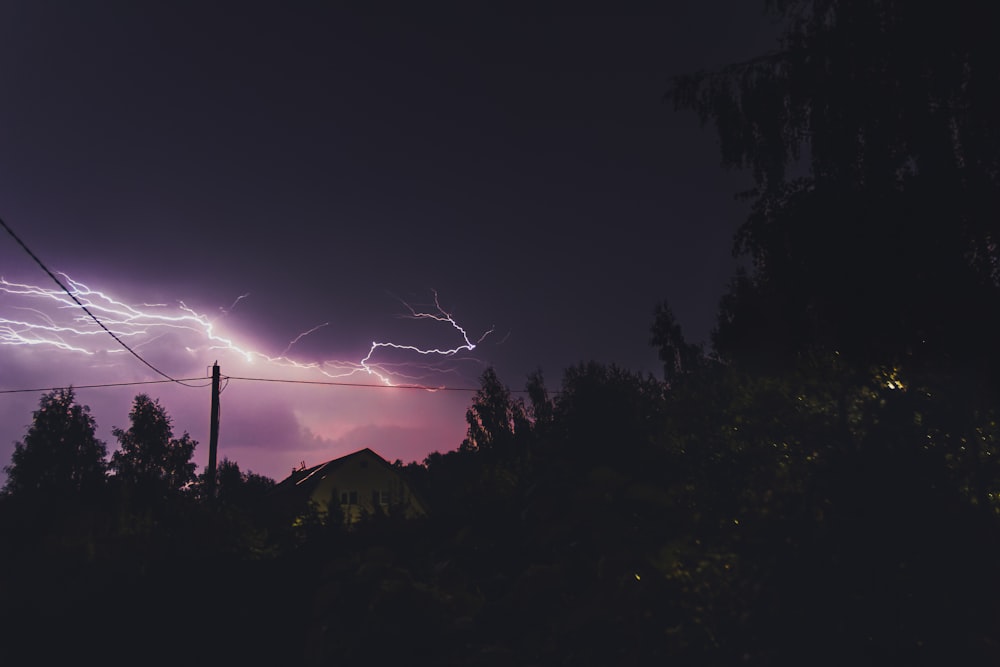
[0, 3, 777, 484]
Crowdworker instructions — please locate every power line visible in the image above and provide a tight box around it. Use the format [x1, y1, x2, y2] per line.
[223, 375, 557, 394]
[0, 215, 535, 397]
[222, 375, 482, 391]
[0, 377, 212, 395]
[0, 213, 203, 388]
[0, 373, 555, 396]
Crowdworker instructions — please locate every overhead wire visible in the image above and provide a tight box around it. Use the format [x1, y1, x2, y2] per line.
[0, 377, 212, 394]
[0, 215, 542, 397]
[0, 374, 554, 396]
[0, 213, 206, 388]
[221, 375, 482, 391]
[221, 375, 555, 394]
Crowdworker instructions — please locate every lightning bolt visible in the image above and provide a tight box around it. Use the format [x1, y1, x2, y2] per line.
[220, 292, 250, 316]
[0, 274, 493, 388]
[358, 290, 495, 385]
[280, 322, 330, 357]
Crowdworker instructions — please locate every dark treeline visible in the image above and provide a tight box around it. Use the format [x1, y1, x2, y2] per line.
[3, 1, 1000, 664]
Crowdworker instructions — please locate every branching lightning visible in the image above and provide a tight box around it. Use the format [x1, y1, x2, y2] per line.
[280, 322, 330, 357]
[0, 274, 493, 388]
[358, 291, 494, 382]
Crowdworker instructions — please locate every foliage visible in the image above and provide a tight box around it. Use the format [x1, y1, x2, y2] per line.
[460, 366, 529, 456]
[109, 394, 197, 494]
[2, 387, 107, 501]
[550, 361, 665, 464]
[213, 457, 275, 509]
[5, 4, 1000, 662]
[670, 0, 1000, 376]
[1, 358, 998, 664]
[650, 300, 706, 384]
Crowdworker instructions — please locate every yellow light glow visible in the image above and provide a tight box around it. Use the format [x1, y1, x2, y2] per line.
[881, 366, 905, 390]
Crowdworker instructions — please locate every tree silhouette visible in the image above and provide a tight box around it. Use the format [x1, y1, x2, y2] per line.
[551, 361, 665, 462]
[2, 387, 107, 501]
[213, 457, 275, 508]
[523, 367, 553, 443]
[657, 8, 1000, 654]
[460, 367, 528, 456]
[650, 300, 705, 385]
[670, 0, 1000, 377]
[110, 394, 197, 494]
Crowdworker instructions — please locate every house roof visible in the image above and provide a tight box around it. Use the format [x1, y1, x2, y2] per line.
[268, 447, 427, 514]
[273, 447, 395, 493]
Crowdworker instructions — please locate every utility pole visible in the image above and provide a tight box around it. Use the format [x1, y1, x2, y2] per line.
[207, 361, 220, 497]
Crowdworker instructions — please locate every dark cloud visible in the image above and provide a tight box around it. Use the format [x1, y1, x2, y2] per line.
[0, 3, 779, 484]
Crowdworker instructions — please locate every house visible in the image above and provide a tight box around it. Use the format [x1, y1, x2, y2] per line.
[270, 447, 427, 524]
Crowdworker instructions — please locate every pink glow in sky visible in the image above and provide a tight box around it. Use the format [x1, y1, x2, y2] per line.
[0, 272, 486, 484]
[0, 4, 782, 489]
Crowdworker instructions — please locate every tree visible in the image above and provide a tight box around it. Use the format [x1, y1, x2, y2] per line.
[551, 361, 666, 464]
[524, 368, 553, 436]
[460, 367, 527, 456]
[2, 387, 107, 500]
[110, 394, 197, 493]
[650, 300, 705, 385]
[670, 0, 1000, 377]
[213, 457, 275, 508]
[662, 11, 1000, 653]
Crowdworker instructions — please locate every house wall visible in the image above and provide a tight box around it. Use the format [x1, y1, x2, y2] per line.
[306, 450, 426, 523]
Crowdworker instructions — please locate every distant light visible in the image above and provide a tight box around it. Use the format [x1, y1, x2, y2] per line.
[634, 573, 641, 581]
[883, 366, 905, 391]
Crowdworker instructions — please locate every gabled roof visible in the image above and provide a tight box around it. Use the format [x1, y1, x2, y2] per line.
[273, 447, 397, 496]
[268, 447, 430, 519]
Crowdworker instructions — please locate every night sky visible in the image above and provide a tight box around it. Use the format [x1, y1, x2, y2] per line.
[0, 2, 777, 483]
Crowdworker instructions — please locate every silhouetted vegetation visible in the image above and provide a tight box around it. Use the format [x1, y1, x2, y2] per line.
[2, 387, 107, 504]
[2, 1, 1000, 664]
[670, 0, 1000, 383]
[110, 393, 198, 496]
